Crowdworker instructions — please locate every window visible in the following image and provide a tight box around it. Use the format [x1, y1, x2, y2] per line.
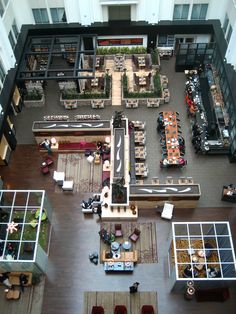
[0, 60, 6, 83]
[8, 31, 15, 49]
[191, 4, 208, 20]
[223, 14, 229, 34]
[12, 19, 19, 39]
[32, 8, 49, 24]
[0, 1, 4, 16]
[173, 4, 189, 20]
[50, 8, 67, 23]
[226, 25, 232, 43]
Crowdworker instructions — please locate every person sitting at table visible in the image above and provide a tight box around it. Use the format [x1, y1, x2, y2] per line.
[157, 118, 164, 132]
[160, 158, 169, 167]
[183, 265, 199, 278]
[178, 136, 185, 146]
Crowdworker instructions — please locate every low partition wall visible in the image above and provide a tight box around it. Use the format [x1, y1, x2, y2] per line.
[32, 120, 111, 145]
[129, 184, 201, 209]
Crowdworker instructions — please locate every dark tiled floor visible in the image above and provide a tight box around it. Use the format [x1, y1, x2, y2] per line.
[13, 57, 236, 208]
[5, 56, 236, 314]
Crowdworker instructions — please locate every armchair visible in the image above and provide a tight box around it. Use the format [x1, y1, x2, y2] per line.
[115, 224, 123, 237]
[114, 305, 127, 314]
[92, 306, 104, 314]
[161, 203, 174, 220]
[129, 228, 141, 242]
[141, 305, 155, 314]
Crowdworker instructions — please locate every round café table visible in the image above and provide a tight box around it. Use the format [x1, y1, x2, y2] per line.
[122, 241, 132, 250]
[111, 241, 120, 252]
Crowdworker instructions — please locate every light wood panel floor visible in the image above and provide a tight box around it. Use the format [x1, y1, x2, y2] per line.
[83, 291, 157, 314]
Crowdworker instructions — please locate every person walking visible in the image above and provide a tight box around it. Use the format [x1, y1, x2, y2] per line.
[129, 282, 140, 293]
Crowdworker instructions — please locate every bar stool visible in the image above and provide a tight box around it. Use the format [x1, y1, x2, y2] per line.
[178, 177, 186, 184]
[152, 177, 160, 185]
[166, 176, 174, 184]
[186, 177, 194, 184]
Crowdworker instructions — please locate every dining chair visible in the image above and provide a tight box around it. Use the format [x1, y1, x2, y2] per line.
[166, 176, 174, 184]
[115, 224, 123, 237]
[129, 228, 141, 242]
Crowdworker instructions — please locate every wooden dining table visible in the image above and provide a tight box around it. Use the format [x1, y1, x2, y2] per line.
[163, 111, 180, 163]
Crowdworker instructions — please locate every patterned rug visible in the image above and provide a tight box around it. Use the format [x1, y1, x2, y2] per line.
[56, 153, 102, 193]
[100, 222, 157, 264]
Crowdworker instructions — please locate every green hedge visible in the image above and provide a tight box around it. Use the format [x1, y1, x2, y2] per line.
[97, 46, 146, 55]
[150, 48, 160, 65]
[24, 89, 43, 101]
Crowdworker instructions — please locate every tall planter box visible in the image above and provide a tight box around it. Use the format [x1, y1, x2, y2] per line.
[24, 94, 45, 108]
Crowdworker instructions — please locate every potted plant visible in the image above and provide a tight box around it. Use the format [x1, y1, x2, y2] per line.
[112, 177, 127, 204]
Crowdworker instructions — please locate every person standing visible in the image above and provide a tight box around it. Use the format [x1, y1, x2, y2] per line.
[97, 204, 102, 219]
[40, 139, 52, 155]
[129, 282, 140, 293]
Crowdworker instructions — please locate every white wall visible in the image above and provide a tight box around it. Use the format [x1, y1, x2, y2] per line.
[0, 19, 15, 70]
[159, 0, 173, 20]
[223, 0, 236, 69]
[64, 0, 81, 23]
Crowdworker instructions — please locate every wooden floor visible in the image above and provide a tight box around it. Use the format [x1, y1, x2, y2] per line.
[1, 145, 236, 314]
[83, 291, 157, 314]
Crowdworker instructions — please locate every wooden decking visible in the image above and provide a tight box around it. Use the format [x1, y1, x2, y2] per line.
[0, 276, 45, 314]
[83, 291, 157, 314]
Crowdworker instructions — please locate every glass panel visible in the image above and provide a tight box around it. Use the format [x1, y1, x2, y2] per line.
[173, 4, 189, 20]
[174, 224, 188, 236]
[177, 250, 191, 263]
[41, 9, 49, 23]
[32, 8, 49, 24]
[223, 14, 229, 34]
[226, 25, 232, 43]
[202, 224, 215, 235]
[191, 4, 200, 19]
[217, 236, 231, 249]
[173, 4, 181, 20]
[221, 264, 236, 278]
[215, 223, 229, 235]
[12, 19, 19, 39]
[179, 49, 187, 55]
[50, 8, 67, 23]
[199, 4, 208, 19]
[158, 35, 167, 45]
[182, 4, 189, 19]
[176, 238, 189, 249]
[0, 60, 6, 82]
[191, 4, 208, 20]
[189, 224, 201, 236]
[0, 1, 4, 16]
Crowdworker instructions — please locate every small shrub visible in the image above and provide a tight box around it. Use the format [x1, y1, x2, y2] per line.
[24, 88, 42, 101]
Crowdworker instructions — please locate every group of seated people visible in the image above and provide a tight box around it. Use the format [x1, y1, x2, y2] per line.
[157, 113, 187, 167]
[191, 122, 206, 153]
[183, 264, 221, 278]
[96, 141, 110, 157]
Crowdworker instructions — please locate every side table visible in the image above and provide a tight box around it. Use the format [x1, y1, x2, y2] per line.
[122, 241, 132, 250]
